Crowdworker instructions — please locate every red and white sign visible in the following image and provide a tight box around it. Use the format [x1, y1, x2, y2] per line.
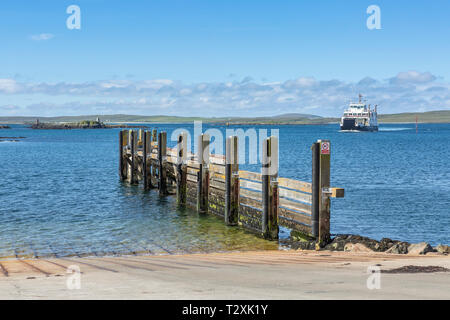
[320, 142, 330, 155]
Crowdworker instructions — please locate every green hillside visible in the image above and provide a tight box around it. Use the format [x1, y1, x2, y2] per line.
[378, 110, 450, 123]
[1, 110, 450, 125]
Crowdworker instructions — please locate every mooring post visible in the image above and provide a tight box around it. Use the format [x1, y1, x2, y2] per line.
[158, 131, 168, 195]
[149, 129, 157, 188]
[318, 139, 331, 247]
[197, 133, 210, 213]
[262, 136, 279, 240]
[176, 132, 188, 205]
[119, 130, 125, 181]
[143, 130, 151, 190]
[138, 129, 143, 148]
[225, 136, 239, 225]
[311, 141, 320, 238]
[127, 130, 138, 184]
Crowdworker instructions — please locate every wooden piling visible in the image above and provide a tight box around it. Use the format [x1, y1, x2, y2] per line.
[311, 142, 320, 238]
[138, 129, 143, 147]
[176, 133, 188, 205]
[197, 134, 210, 213]
[150, 129, 158, 188]
[225, 136, 239, 225]
[158, 131, 168, 195]
[128, 130, 139, 185]
[143, 131, 151, 190]
[119, 130, 125, 181]
[318, 139, 331, 247]
[262, 136, 279, 240]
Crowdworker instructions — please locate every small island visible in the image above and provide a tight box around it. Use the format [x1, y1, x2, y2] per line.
[0, 136, 25, 142]
[0, 125, 11, 129]
[30, 118, 149, 130]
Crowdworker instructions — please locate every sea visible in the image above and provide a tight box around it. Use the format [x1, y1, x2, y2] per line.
[0, 123, 449, 259]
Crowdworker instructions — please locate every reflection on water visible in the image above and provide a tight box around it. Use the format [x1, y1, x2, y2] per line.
[0, 183, 279, 260]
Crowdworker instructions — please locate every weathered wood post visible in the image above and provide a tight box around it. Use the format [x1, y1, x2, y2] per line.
[119, 130, 125, 181]
[225, 136, 239, 225]
[317, 139, 331, 247]
[143, 130, 151, 190]
[158, 131, 168, 195]
[261, 136, 279, 240]
[149, 129, 158, 188]
[127, 130, 138, 185]
[197, 134, 210, 213]
[311, 141, 320, 238]
[176, 132, 188, 205]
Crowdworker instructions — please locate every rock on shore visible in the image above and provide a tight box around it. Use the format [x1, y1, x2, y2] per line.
[288, 233, 448, 255]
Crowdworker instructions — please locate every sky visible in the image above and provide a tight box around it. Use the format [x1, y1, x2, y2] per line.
[1, 0, 450, 117]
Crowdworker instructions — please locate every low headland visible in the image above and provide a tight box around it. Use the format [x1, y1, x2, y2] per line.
[0, 136, 25, 142]
[30, 119, 149, 130]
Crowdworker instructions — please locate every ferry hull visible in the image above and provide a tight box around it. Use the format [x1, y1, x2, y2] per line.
[340, 125, 378, 132]
[340, 119, 378, 132]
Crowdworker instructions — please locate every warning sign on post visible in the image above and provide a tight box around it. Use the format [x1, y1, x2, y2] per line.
[320, 141, 330, 155]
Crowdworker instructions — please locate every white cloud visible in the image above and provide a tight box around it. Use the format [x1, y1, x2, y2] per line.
[30, 33, 55, 41]
[0, 79, 22, 93]
[390, 71, 436, 85]
[1, 71, 449, 117]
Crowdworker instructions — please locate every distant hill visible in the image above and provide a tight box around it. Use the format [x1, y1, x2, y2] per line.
[378, 110, 450, 123]
[1, 110, 450, 125]
[0, 113, 333, 125]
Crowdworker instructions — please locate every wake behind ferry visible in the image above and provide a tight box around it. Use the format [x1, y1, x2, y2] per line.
[340, 94, 378, 132]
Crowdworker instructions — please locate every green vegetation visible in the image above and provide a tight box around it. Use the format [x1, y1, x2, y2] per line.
[378, 110, 450, 123]
[1, 110, 450, 125]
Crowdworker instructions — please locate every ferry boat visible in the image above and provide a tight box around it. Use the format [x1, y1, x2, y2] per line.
[340, 94, 378, 132]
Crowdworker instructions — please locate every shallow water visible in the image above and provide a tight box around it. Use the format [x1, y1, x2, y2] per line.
[0, 123, 449, 259]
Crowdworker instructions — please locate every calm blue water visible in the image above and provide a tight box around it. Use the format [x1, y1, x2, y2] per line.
[0, 123, 449, 258]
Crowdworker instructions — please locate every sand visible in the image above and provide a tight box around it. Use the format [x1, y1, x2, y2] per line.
[0, 250, 449, 299]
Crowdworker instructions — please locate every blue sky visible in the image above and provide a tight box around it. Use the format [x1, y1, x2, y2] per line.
[1, 0, 450, 117]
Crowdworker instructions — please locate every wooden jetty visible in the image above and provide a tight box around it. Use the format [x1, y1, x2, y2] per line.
[119, 129, 344, 246]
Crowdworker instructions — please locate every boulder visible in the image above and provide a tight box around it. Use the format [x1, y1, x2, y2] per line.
[293, 241, 317, 251]
[324, 240, 346, 251]
[385, 242, 409, 254]
[344, 243, 374, 253]
[434, 244, 450, 254]
[407, 242, 434, 255]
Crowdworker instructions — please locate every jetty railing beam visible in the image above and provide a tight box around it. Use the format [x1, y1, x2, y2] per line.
[197, 133, 210, 213]
[262, 136, 279, 240]
[225, 136, 239, 226]
[176, 132, 188, 205]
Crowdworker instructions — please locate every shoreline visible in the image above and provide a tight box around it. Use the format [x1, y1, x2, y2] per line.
[1, 250, 449, 299]
[2, 121, 450, 126]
